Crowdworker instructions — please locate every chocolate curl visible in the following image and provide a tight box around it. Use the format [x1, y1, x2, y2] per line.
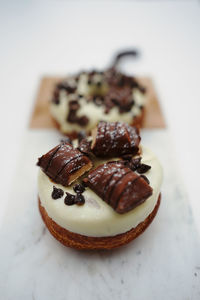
[110, 49, 139, 70]
[83, 161, 152, 214]
[37, 142, 92, 186]
[91, 121, 140, 158]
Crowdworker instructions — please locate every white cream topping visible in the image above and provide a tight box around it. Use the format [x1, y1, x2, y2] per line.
[50, 73, 145, 134]
[38, 146, 162, 237]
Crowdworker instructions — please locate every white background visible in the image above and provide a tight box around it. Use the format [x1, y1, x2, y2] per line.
[0, 0, 200, 232]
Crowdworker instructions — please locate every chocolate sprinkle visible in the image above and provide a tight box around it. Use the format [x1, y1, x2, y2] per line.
[73, 183, 85, 194]
[136, 163, 151, 174]
[67, 99, 89, 127]
[74, 193, 85, 205]
[51, 186, 64, 199]
[69, 100, 80, 111]
[64, 192, 75, 205]
[78, 116, 89, 126]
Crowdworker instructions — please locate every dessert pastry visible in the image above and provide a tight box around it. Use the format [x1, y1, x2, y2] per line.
[37, 121, 163, 250]
[50, 51, 146, 136]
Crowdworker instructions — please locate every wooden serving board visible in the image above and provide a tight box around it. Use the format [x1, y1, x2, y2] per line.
[29, 77, 166, 129]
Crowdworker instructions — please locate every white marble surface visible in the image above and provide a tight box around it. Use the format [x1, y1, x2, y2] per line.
[0, 129, 199, 300]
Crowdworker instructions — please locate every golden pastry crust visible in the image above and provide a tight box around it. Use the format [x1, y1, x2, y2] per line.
[38, 193, 160, 250]
[52, 109, 145, 138]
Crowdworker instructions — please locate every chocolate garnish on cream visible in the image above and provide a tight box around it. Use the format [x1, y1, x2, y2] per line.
[37, 121, 156, 216]
[37, 121, 163, 239]
[37, 141, 92, 186]
[83, 161, 152, 214]
[91, 121, 140, 157]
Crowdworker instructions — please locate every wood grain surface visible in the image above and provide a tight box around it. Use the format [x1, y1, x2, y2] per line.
[29, 77, 166, 129]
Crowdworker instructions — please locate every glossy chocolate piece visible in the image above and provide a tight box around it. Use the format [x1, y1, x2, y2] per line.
[83, 161, 152, 214]
[91, 121, 140, 157]
[51, 186, 64, 199]
[37, 142, 92, 186]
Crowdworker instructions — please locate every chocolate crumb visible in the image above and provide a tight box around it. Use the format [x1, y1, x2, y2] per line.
[137, 163, 151, 174]
[78, 115, 89, 126]
[73, 183, 85, 194]
[69, 100, 80, 111]
[64, 192, 75, 205]
[57, 82, 76, 94]
[140, 175, 150, 184]
[75, 193, 85, 205]
[52, 186, 64, 199]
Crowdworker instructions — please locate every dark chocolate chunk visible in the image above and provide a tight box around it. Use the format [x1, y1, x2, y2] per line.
[74, 193, 85, 205]
[104, 86, 134, 114]
[64, 192, 75, 205]
[37, 141, 93, 186]
[83, 161, 152, 214]
[122, 157, 151, 174]
[51, 186, 64, 199]
[69, 100, 80, 111]
[91, 121, 140, 157]
[56, 82, 76, 94]
[136, 163, 151, 174]
[67, 99, 89, 127]
[73, 183, 85, 194]
[78, 115, 89, 126]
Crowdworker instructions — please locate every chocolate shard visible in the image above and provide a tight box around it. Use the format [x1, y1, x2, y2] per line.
[91, 121, 140, 158]
[83, 161, 152, 214]
[37, 141, 92, 186]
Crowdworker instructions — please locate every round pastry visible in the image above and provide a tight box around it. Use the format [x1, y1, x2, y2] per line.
[37, 121, 163, 250]
[50, 52, 146, 136]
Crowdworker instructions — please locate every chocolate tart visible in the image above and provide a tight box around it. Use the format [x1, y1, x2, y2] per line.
[37, 121, 163, 250]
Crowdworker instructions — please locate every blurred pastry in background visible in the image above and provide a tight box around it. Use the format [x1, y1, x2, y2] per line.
[37, 121, 162, 250]
[50, 50, 146, 137]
